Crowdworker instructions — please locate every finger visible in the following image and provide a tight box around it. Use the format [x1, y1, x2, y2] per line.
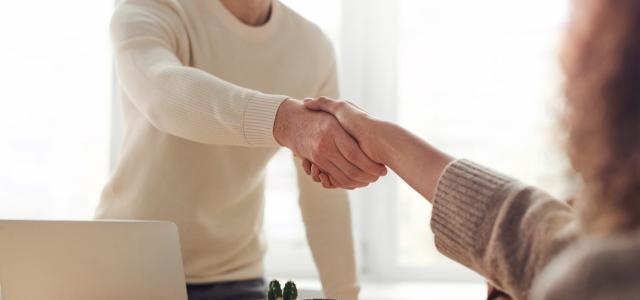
[319, 172, 346, 189]
[335, 133, 387, 177]
[322, 161, 352, 188]
[331, 145, 379, 184]
[311, 163, 321, 182]
[345, 100, 368, 113]
[302, 159, 312, 175]
[319, 173, 333, 189]
[331, 162, 369, 188]
[323, 173, 337, 189]
[324, 160, 365, 189]
[303, 96, 340, 114]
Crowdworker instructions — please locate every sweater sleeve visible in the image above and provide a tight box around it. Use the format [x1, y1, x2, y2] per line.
[111, 2, 287, 146]
[431, 159, 579, 300]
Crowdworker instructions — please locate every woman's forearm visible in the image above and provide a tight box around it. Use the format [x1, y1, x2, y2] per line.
[371, 120, 454, 203]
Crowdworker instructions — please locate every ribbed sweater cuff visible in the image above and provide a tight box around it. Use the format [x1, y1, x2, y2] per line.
[243, 92, 288, 146]
[430, 159, 512, 269]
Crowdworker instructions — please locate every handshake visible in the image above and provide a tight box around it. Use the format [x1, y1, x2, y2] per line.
[274, 97, 389, 189]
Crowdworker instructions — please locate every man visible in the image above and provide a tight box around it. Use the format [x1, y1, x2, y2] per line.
[97, 0, 386, 299]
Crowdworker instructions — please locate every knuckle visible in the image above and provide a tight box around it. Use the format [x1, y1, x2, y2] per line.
[311, 138, 326, 152]
[344, 147, 359, 162]
[318, 136, 334, 150]
[346, 168, 361, 179]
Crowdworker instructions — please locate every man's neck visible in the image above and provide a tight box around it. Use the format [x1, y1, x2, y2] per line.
[219, 0, 273, 26]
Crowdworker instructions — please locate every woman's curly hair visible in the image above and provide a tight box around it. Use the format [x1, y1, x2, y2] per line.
[563, 0, 640, 234]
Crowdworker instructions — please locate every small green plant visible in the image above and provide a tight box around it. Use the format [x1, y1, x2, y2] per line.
[267, 279, 298, 300]
[283, 281, 298, 300]
[267, 280, 282, 300]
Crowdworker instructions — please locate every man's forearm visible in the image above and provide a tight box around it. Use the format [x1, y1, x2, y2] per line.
[372, 120, 454, 202]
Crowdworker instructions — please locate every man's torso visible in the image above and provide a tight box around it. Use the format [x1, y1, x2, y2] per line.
[98, 0, 335, 282]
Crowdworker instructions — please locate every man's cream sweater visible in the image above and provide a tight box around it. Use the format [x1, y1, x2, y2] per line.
[96, 0, 358, 298]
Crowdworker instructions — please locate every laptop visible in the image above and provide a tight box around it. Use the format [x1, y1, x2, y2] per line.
[0, 220, 188, 300]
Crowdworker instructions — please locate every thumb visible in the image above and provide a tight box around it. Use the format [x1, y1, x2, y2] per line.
[302, 98, 320, 111]
[304, 97, 337, 114]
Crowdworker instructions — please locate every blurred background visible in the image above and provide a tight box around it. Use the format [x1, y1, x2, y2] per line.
[0, 0, 572, 299]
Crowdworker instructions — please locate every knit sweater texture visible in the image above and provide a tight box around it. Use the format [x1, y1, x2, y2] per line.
[97, 0, 359, 298]
[432, 159, 640, 300]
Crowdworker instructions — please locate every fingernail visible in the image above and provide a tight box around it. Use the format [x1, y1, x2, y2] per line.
[304, 98, 312, 102]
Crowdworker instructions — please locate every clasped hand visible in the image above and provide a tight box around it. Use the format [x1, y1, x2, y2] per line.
[303, 97, 386, 189]
[273, 98, 386, 189]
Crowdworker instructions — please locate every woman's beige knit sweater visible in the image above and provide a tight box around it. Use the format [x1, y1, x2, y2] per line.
[433, 159, 640, 300]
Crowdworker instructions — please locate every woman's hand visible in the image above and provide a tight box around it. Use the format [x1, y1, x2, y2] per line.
[301, 97, 387, 188]
[302, 96, 454, 200]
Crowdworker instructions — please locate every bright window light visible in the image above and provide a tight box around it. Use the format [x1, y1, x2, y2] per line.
[0, 1, 112, 219]
[395, 0, 571, 270]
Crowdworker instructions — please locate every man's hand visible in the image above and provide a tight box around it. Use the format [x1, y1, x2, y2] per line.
[274, 98, 386, 189]
[301, 97, 387, 188]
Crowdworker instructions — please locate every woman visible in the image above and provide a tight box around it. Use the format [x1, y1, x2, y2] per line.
[302, 0, 640, 298]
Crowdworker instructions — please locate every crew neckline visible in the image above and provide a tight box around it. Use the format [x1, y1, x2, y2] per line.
[209, 0, 283, 42]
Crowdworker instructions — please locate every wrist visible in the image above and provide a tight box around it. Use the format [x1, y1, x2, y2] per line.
[373, 119, 452, 165]
[273, 98, 302, 147]
[369, 119, 401, 165]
